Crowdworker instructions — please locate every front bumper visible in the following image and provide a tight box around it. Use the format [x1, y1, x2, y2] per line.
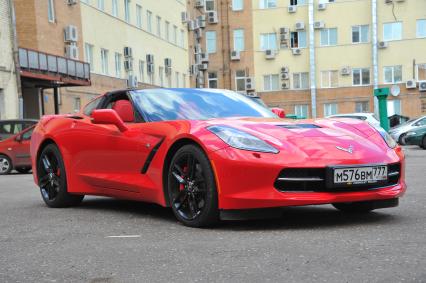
[210, 146, 406, 210]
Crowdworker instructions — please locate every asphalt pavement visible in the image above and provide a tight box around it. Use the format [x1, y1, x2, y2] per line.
[0, 146, 425, 282]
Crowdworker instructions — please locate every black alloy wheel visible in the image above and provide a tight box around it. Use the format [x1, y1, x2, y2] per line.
[37, 144, 84, 207]
[168, 145, 218, 227]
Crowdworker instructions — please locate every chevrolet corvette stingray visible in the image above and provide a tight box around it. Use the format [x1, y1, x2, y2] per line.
[30, 88, 406, 227]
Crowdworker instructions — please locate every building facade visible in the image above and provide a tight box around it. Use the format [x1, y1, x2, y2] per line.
[188, 0, 426, 119]
[0, 0, 19, 119]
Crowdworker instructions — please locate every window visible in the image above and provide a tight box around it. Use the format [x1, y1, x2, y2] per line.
[101, 49, 109, 75]
[157, 16, 162, 37]
[139, 60, 145, 83]
[383, 22, 402, 41]
[355, 101, 369, 113]
[208, 72, 218, 88]
[159, 67, 164, 87]
[232, 0, 243, 11]
[180, 29, 185, 47]
[165, 21, 170, 41]
[293, 72, 309, 89]
[235, 70, 246, 92]
[205, 0, 215, 11]
[48, 0, 55, 22]
[295, 105, 309, 118]
[112, 0, 118, 17]
[175, 72, 180, 87]
[352, 25, 369, 43]
[97, 0, 105, 10]
[124, 0, 130, 23]
[83, 97, 101, 116]
[290, 0, 306, 5]
[147, 11, 152, 33]
[384, 66, 402, 84]
[260, 33, 277, 50]
[73, 97, 81, 113]
[84, 43, 94, 71]
[206, 31, 217, 53]
[387, 100, 401, 116]
[417, 64, 426, 81]
[352, 68, 370, 86]
[290, 31, 307, 48]
[173, 25, 178, 44]
[136, 5, 142, 28]
[321, 70, 338, 88]
[324, 103, 338, 116]
[233, 29, 244, 51]
[114, 53, 122, 78]
[263, 74, 280, 91]
[417, 19, 426, 38]
[259, 0, 276, 9]
[320, 28, 337, 46]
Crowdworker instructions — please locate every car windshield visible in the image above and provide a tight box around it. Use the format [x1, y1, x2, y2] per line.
[248, 96, 268, 108]
[130, 89, 276, 121]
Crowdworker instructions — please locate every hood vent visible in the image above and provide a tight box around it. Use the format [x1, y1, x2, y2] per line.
[277, 124, 321, 129]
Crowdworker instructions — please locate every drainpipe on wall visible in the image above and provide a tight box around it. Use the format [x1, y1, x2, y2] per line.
[372, 0, 379, 115]
[308, 0, 317, 118]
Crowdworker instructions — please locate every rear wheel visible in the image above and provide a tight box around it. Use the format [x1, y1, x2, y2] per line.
[0, 154, 12, 175]
[37, 144, 84, 207]
[332, 201, 374, 213]
[398, 133, 406, 145]
[421, 136, 426, 149]
[167, 145, 219, 227]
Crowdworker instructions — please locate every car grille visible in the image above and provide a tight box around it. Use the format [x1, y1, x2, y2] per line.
[274, 163, 401, 192]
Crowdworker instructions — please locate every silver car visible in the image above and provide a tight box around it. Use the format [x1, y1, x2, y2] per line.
[389, 116, 426, 144]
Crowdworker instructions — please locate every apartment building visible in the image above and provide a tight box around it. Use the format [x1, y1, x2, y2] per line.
[0, 0, 20, 119]
[12, 0, 189, 118]
[188, 0, 426, 119]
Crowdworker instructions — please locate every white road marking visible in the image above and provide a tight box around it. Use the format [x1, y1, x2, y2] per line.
[106, 235, 141, 238]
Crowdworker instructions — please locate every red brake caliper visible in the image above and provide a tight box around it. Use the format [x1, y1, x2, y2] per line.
[180, 166, 188, 191]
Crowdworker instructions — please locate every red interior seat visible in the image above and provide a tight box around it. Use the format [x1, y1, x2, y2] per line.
[112, 100, 134, 122]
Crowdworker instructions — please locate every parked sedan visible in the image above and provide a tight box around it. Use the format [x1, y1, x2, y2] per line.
[0, 125, 34, 175]
[403, 126, 426, 149]
[0, 119, 38, 141]
[389, 115, 426, 144]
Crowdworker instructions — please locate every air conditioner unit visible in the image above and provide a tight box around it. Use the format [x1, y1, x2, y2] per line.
[146, 54, 154, 64]
[281, 82, 289, 89]
[245, 77, 255, 90]
[419, 80, 426, 91]
[265, 49, 276, 59]
[314, 21, 325, 29]
[198, 18, 206, 28]
[64, 25, 78, 42]
[195, 29, 203, 39]
[288, 5, 297, 13]
[280, 27, 289, 34]
[187, 20, 195, 31]
[281, 67, 289, 73]
[65, 44, 78, 59]
[127, 75, 138, 88]
[200, 53, 209, 63]
[194, 44, 202, 54]
[190, 64, 198, 75]
[165, 58, 172, 68]
[230, 50, 240, 61]
[207, 11, 218, 24]
[318, 3, 327, 10]
[281, 73, 289, 80]
[123, 47, 133, 58]
[378, 41, 388, 49]
[197, 15, 206, 22]
[198, 63, 208, 71]
[280, 33, 289, 41]
[124, 59, 133, 71]
[295, 22, 305, 30]
[181, 12, 189, 23]
[292, 48, 301, 55]
[67, 0, 77, 5]
[147, 63, 155, 74]
[341, 66, 351, 76]
[195, 0, 205, 8]
[405, 79, 416, 89]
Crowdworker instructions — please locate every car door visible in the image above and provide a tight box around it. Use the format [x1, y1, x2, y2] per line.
[11, 127, 34, 167]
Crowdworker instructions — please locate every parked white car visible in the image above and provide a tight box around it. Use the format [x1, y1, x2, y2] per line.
[327, 113, 381, 128]
[389, 115, 426, 144]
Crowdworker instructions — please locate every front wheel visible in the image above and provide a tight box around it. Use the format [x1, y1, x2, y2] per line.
[167, 145, 219, 227]
[398, 133, 406, 145]
[37, 144, 84, 207]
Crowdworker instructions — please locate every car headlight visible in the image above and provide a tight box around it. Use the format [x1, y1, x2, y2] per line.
[406, 131, 416, 136]
[377, 127, 397, 148]
[207, 125, 279, 154]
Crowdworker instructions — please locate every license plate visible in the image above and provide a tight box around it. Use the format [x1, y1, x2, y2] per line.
[333, 165, 387, 185]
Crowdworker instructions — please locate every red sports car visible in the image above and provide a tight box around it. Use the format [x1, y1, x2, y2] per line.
[0, 125, 34, 175]
[30, 89, 406, 227]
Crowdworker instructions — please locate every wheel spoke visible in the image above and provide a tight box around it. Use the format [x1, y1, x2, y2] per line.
[187, 154, 196, 179]
[173, 164, 184, 176]
[171, 171, 186, 184]
[187, 194, 199, 218]
[42, 155, 52, 172]
[173, 190, 188, 211]
[39, 175, 50, 188]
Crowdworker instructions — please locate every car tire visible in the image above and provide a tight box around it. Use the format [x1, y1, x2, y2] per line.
[0, 154, 13, 175]
[421, 136, 426, 150]
[167, 144, 219, 227]
[16, 167, 31, 174]
[398, 133, 406, 145]
[37, 144, 84, 207]
[332, 201, 374, 213]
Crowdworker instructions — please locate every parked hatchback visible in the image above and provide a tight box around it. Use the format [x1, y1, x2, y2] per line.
[0, 125, 35, 175]
[0, 119, 38, 141]
[389, 115, 426, 144]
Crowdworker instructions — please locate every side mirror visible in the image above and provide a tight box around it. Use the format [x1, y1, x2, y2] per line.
[15, 135, 22, 142]
[91, 109, 128, 132]
[271, 107, 286, 118]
